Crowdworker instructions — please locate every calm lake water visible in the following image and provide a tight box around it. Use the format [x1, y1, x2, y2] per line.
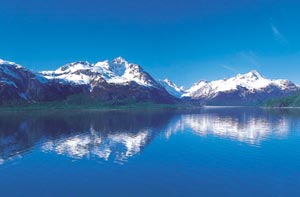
[0, 107, 300, 196]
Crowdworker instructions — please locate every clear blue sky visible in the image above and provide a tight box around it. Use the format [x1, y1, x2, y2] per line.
[0, 0, 300, 87]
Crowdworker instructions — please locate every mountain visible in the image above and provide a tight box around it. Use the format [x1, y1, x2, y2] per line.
[41, 57, 159, 87]
[182, 70, 299, 105]
[158, 79, 185, 98]
[0, 59, 79, 104]
[0, 57, 176, 105]
[0, 57, 298, 107]
[41, 57, 175, 103]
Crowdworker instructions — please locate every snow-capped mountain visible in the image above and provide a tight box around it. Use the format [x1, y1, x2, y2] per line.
[0, 59, 71, 104]
[158, 79, 185, 98]
[0, 57, 175, 104]
[183, 70, 299, 105]
[40, 57, 175, 103]
[41, 57, 160, 87]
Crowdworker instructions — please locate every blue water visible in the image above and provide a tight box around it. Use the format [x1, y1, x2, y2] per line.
[0, 108, 300, 196]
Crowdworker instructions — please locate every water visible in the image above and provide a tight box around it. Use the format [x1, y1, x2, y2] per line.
[0, 107, 300, 196]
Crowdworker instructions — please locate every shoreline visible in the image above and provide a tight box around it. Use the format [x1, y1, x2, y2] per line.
[0, 102, 300, 112]
[0, 102, 202, 112]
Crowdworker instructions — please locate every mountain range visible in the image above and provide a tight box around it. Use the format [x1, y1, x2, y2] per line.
[0, 57, 298, 106]
[163, 70, 299, 105]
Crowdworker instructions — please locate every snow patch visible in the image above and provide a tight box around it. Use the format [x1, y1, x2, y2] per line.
[0, 79, 17, 88]
[159, 79, 185, 98]
[19, 93, 28, 100]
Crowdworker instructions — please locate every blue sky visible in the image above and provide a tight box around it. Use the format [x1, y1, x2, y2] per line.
[0, 0, 300, 87]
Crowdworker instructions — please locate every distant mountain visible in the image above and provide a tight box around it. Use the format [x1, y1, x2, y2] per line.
[158, 70, 300, 106]
[182, 70, 299, 105]
[158, 79, 185, 98]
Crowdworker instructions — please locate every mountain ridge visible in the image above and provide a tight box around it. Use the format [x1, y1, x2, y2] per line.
[0, 57, 176, 104]
[0, 57, 298, 106]
[160, 70, 299, 105]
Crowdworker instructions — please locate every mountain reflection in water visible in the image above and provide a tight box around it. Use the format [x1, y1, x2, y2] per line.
[0, 108, 299, 165]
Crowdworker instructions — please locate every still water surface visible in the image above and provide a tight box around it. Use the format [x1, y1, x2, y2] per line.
[0, 107, 300, 196]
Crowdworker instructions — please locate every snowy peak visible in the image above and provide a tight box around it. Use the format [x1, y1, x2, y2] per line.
[0, 59, 23, 69]
[109, 57, 130, 76]
[0, 58, 45, 82]
[108, 57, 156, 86]
[111, 56, 128, 65]
[57, 61, 92, 72]
[238, 70, 263, 80]
[191, 80, 208, 87]
[41, 61, 94, 85]
[159, 78, 185, 98]
[162, 79, 177, 88]
[0, 59, 13, 65]
[162, 79, 184, 92]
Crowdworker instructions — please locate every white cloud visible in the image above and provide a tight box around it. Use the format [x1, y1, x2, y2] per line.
[271, 23, 288, 44]
[221, 64, 238, 73]
[237, 51, 261, 68]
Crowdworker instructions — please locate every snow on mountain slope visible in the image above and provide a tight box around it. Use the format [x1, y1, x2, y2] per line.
[0, 59, 24, 82]
[41, 61, 93, 84]
[41, 57, 159, 87]
[0, 59, 23, 68]
[183, 70, 299, 99]
[159, 79, 185, 98]
[0, 59, 49, 84]
[0, 59, 53, 102]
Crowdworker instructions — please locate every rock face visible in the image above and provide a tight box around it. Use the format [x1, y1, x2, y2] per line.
[182, 70, 299, 105]
[0, 58, 176, 104]
[0, 59, 67, 104]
